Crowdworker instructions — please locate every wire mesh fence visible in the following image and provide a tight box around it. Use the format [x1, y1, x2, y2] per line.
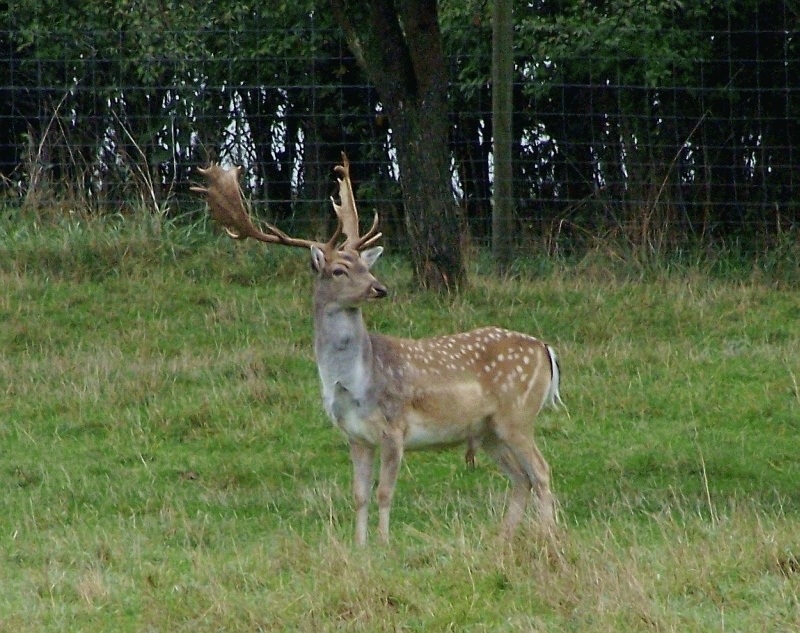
[2, 2, 798, 252]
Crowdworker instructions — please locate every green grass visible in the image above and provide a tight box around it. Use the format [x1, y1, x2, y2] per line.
[1, 214, 798, 631]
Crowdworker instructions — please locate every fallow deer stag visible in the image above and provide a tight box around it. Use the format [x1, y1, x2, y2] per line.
[192, 154, 564, 547]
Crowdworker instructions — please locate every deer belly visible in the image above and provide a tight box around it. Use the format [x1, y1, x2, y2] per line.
[403, 382, 493, 450]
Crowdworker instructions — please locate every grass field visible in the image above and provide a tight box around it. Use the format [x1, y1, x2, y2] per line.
[1, 215, 798, 631]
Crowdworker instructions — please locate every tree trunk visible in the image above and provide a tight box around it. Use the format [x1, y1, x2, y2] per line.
[330, 0, 466, 291]
[392, 103, 464, 290]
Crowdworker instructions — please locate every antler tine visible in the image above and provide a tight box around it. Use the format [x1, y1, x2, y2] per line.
[351, 211, 383, 251]
[330, 152, 381, 251]
[322, 217, 344, 252]
[192, 163, 318, 250]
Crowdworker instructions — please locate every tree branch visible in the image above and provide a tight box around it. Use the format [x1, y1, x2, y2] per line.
[330, 0, 415, 113]
[329, 0, 369, 70]
[396, 0, 447, 99]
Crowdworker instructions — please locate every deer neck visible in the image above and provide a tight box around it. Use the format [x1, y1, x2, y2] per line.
[313, 299, 375, 419]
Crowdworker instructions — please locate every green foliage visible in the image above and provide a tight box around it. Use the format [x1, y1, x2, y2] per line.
[440, 0, 492, 98]
[0, 216, 798, 629]
[518, 0, 713, 89]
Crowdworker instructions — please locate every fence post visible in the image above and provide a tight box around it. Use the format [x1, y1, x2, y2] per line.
[491, 0, 514, 270]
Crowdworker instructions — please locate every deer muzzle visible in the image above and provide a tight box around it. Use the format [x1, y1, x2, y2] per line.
[371, 282, 388, 299]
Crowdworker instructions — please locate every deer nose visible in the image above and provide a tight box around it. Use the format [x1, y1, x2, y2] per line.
[372, 282, 388, 299]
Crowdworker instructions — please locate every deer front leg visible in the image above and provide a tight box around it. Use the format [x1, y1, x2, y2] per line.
[376, 427, 404, 544]
[349, 440, 375, 546]
[465, 436, 480, 468]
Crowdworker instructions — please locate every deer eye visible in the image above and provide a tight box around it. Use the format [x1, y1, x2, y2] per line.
[332, 268, 347, 277]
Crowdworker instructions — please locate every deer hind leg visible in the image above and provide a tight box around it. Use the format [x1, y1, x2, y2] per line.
[482, 433, 531, 539]
[491, 417, 556, 530]
[503, 429, 564, 564]
[349, 440, 375, 546]
[376, 427, 404, 544]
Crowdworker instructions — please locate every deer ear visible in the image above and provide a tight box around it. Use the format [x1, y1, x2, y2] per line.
[360, 246, 383, 270]
[310, 245, 327, 273]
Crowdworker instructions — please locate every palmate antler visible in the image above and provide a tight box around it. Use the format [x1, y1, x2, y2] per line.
[191, 153, 380, 253]
[331, 154, 382, 251]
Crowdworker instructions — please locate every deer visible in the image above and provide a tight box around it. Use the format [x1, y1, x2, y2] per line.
[191, 154, 564, 550]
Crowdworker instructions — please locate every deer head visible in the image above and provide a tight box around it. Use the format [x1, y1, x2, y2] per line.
[192, 154, 387, 309]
